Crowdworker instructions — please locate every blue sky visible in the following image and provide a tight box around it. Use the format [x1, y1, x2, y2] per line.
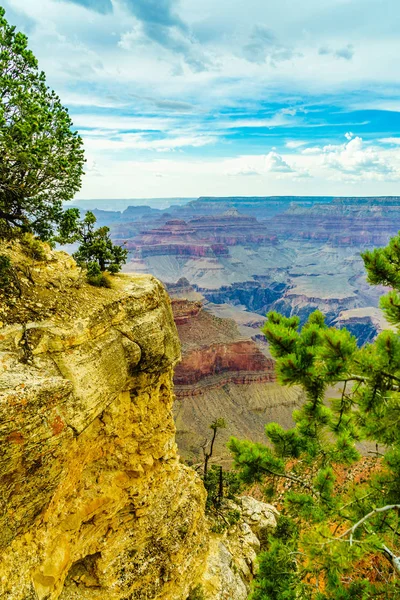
[3, 0, 400, 198]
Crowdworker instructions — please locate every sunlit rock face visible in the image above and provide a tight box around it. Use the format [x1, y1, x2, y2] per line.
[0, 247, 208, 600]
[201, 496, 278, 600]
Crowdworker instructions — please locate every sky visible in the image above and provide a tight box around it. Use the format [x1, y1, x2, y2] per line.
[3, 0, 400, 199]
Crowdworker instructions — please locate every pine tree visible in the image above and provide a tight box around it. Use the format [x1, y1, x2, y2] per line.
[58, 209, 128, 284]
[0, 7, 84, 241]
[229, 233, 400, 599]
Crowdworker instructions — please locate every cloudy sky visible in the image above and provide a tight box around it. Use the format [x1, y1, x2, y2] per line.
[3, 0, 400, 199]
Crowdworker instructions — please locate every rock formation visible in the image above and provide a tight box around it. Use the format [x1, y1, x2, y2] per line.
[334, 306, 394, 345]
[267, 197, 400, 246]
[200, 496, 278, 600]
[170, 298, 303, 462]
[0, 246, 208, 600]
[112, 197, 397, 340]
[0, 243, 282, 600]
[172, 299, 275, 388]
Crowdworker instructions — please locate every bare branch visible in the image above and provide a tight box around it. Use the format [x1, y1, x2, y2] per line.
[337, 504, 400, 546]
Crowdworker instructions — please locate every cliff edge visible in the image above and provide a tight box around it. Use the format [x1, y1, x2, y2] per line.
[0, 245, 208, 599]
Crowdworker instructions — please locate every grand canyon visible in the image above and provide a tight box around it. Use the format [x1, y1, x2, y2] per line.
[69, 196, 398, 459]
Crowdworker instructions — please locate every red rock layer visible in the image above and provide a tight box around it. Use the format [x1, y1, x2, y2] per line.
[174, 340, 275, 386]
[172, 299, 202, 325]
[171, 299, 275, 391]
[128, 212, 277, 258]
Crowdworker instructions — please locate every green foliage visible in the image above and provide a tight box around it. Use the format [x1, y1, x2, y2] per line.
[86, 262, 112, 288]
[55, 209, 128, 284]
[0, 254, 12, 291]
[229, 232, 400, 599]
[186, 585, 205, 600]
[205, 465, 242, 508]
[251, 540, 298, 600]
[251, 517, 299, 600]
[20, 233, 46, 260]
[199, 418, 242, 532]
[0, 7, 84, 240]
[70, 211, 128, 277]
[210, 417, 227, 431]
[0, 253, 21, 297]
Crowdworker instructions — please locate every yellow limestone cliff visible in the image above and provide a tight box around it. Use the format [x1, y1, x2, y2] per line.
[0, 247, 208, 599]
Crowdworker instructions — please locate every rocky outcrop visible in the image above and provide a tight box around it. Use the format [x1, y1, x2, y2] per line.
[200, 496, 278, 600]
[203, 280, 287, 316]
[128, 219, 229, 258]
[172, 299, 203, 325]
[126, 212, 276, 259]
[0, 246, 208, 600]
[334, 306, 393, 345]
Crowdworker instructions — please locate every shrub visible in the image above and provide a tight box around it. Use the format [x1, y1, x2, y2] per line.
[187, 584, 205, 600]
[86, 262, 112, 288]
[20, 234, 47, 261]
[0, 254, 21, 297]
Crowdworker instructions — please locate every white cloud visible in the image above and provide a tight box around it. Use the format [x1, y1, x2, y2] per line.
[319, 44, 355, 61]
[265, 151, 294, 172]
[379, 137, 400, 145]
[61, 92, 127, 108]
[83, 132, 217, 152]
[227, 166, 261, 177]
[71, 114, 173, 131]
[321, 136, 395, 177]
[286, 140, 307, 149]
[218, 111, 295, 129]
[3, 0, 400, 197]
[76, 151, 400, 199]
[302, 147, 322, 155]
[242, 24, 300, 66]
[296, 135, 400, 182]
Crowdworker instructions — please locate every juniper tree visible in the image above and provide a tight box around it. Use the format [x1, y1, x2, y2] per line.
[58, 209, 128, 283]
[229, 233, 400, 599]
[0, 7, 84, 240]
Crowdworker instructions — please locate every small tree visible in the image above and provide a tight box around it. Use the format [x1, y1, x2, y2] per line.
[203, 417, 227, 481]
[58, 209, 128, 282]
[229, 232, 400, 599]
[0, 7, 84, 240]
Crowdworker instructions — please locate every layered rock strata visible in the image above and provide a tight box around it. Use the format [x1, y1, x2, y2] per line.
[125, 212, 276, 259]
[0, 247, 208, 600]
[171, 299, 302, 462]
[172, 300, 275, 390]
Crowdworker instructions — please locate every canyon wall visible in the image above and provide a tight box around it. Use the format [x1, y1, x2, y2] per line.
[171, 299, 303, 462]
[115, 197, 395, 343]
[0, 247, 208, 600]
